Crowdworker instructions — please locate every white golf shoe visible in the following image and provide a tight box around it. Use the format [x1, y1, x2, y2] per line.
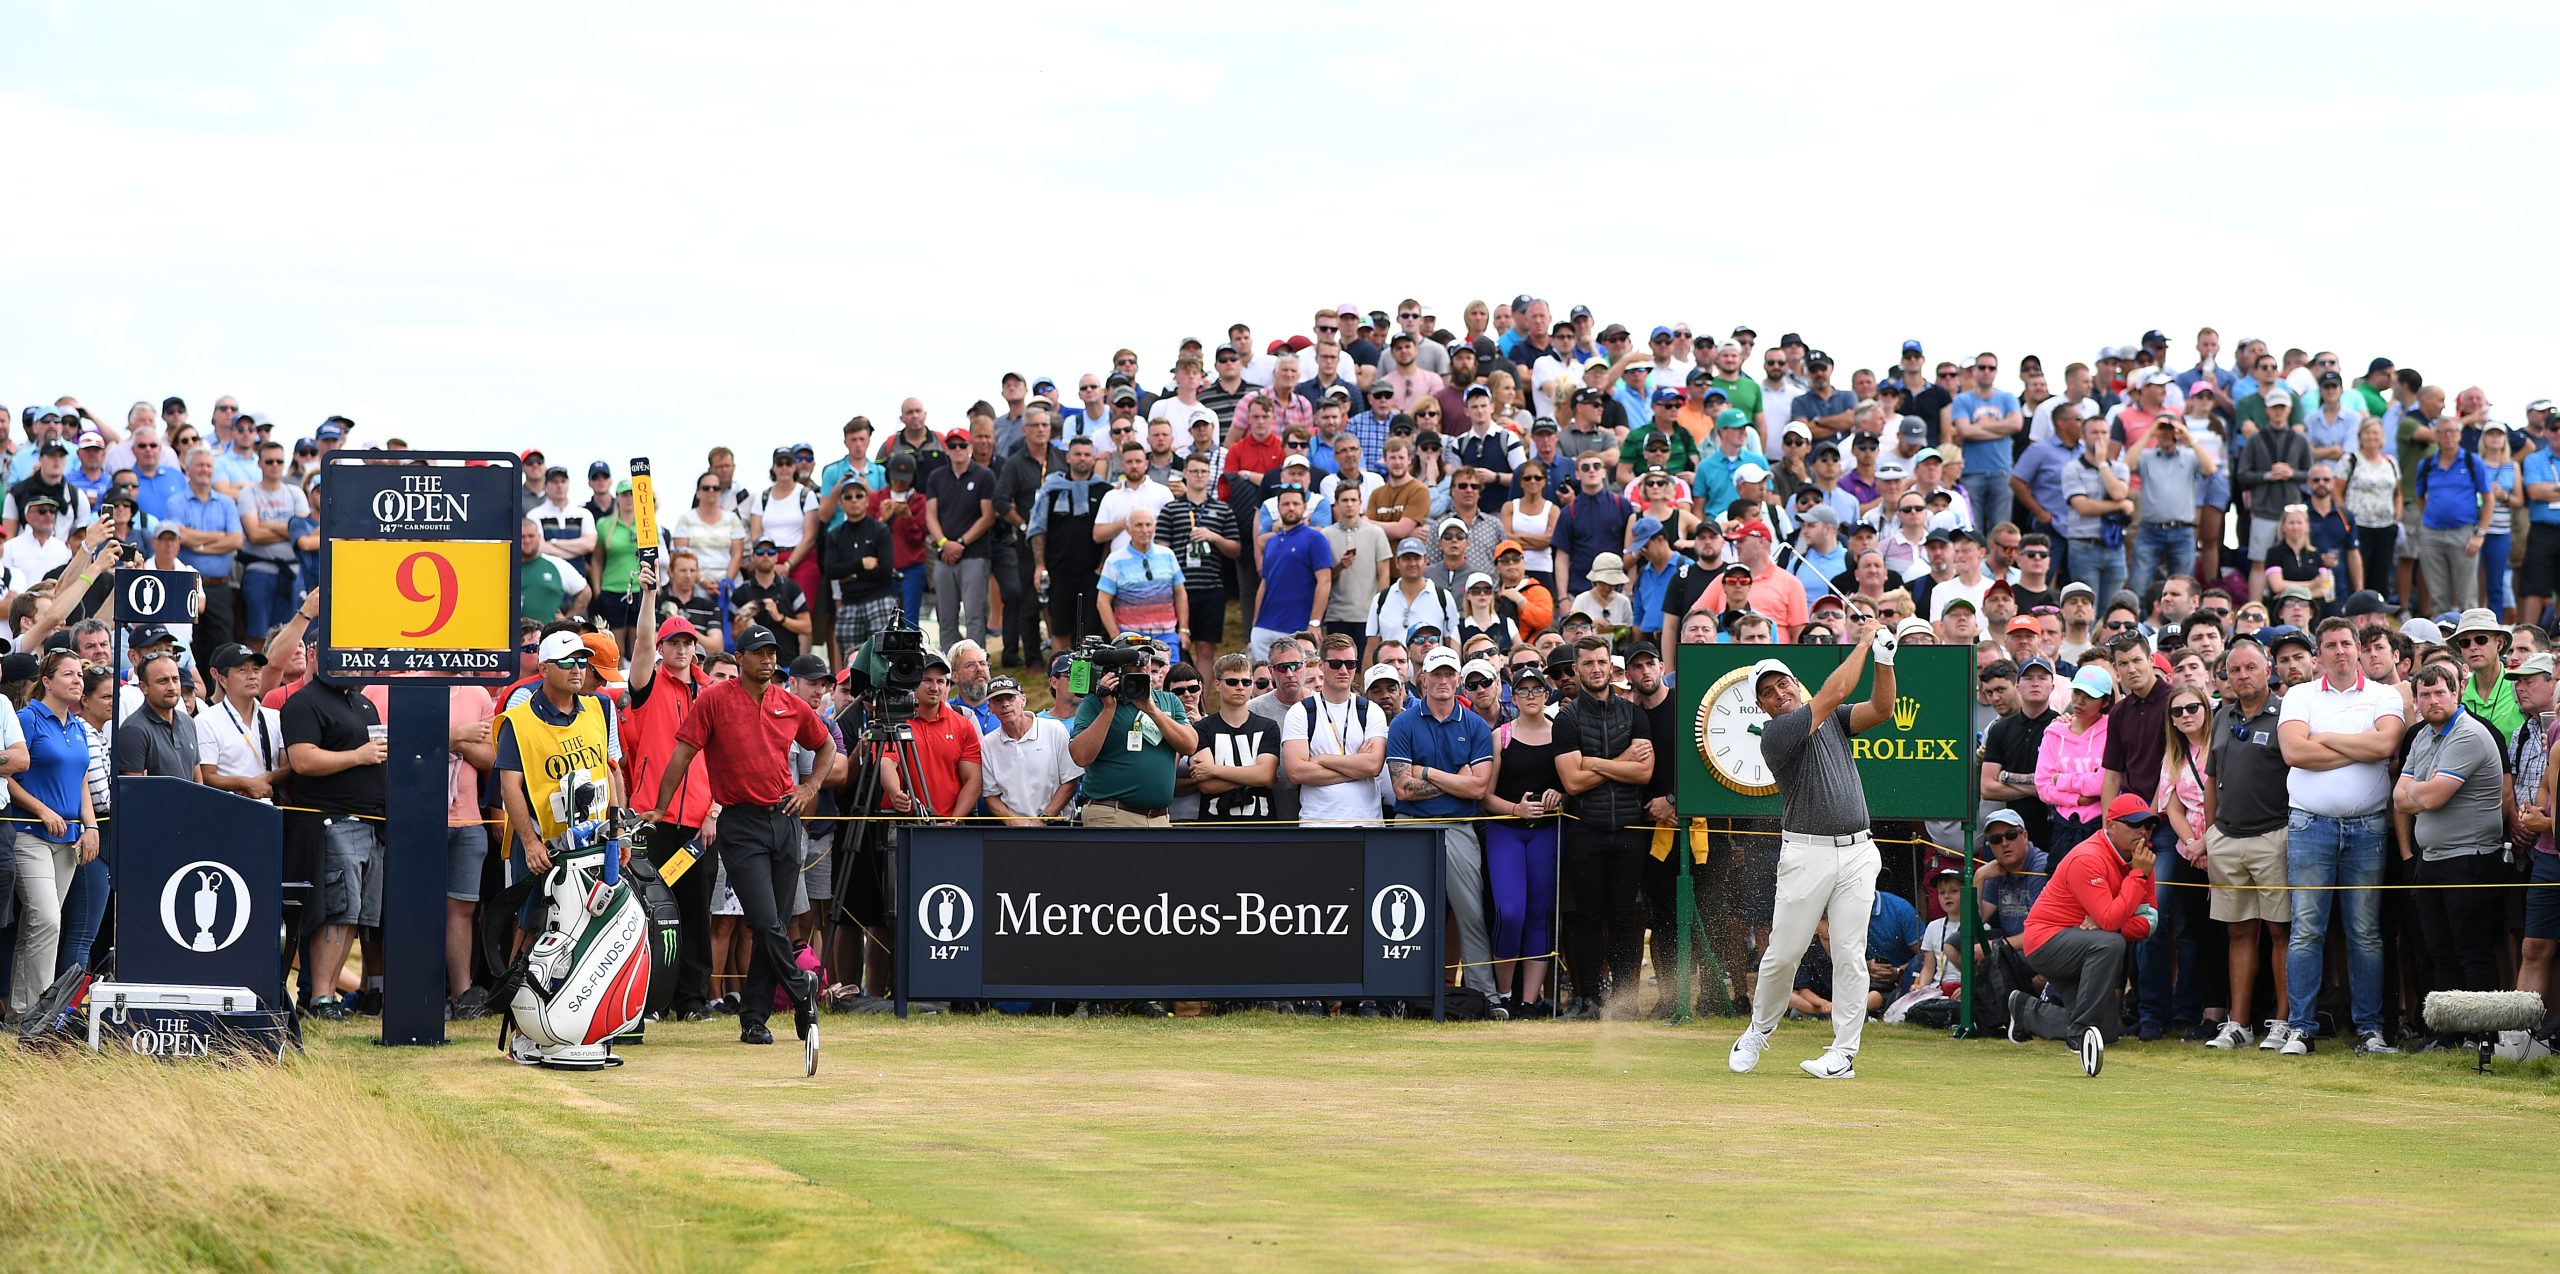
[1799, 1049, 1856, 1079]
[1728, 1028, 1771, 1074]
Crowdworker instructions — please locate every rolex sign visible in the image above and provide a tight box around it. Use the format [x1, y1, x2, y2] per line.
[1675, 644, 1973, 819]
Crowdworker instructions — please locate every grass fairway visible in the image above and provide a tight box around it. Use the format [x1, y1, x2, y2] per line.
[16, 1015, 2560, 1270]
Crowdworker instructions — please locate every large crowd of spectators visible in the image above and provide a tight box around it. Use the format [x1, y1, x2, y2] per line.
[1, 309, 2555, 1053]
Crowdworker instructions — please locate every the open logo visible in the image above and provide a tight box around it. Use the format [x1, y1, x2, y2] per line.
[158, 860, 251, 954]
[918, 883, 975, 943]
[1369, 884, 1425, 942]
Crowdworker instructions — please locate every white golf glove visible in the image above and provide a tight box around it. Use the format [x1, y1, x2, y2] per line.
[1871, 628, 1898, 667]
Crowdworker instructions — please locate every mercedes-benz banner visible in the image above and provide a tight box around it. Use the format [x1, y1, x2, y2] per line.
[897, 826, 1446, 1017]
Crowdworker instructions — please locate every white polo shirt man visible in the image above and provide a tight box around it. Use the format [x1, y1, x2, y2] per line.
[2278, 671, 2401, 817]
[976, 679, 1080, 824]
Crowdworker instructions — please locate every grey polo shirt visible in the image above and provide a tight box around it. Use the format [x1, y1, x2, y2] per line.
[112, 702, 203, 781]
[1759, 702, 1869, 836]
[2133, 443, 2202, 525]
[2403, 710, 2504, 860]
[2205, 695, 2289, 837]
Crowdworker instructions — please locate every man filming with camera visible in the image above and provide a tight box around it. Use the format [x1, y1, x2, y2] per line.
[1068, 637, 1197, 827]
[875, 646, 983, 821]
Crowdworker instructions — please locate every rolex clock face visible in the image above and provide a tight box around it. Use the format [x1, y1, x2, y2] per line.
[1695, 666, 1778, 796]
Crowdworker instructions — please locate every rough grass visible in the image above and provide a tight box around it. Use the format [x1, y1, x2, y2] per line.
[14, 1014, 2560, 1270]
[0, 1045, 644, 1273]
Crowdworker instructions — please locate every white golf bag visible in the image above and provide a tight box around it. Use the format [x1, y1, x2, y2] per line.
[502, 812, 653, 1070]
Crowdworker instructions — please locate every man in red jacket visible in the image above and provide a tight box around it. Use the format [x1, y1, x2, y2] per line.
[2010, 793, 2162, 1077]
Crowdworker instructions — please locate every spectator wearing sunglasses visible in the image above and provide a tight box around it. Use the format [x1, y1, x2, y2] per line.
[1554, 448, 1634, 596]
[2198, 637, 2289, 1048]
[1283, 633, 1387, 828]
[1186, 654, 1279, 824]
[2448, 608, 2521, 740]
[732, 537, 811, 661]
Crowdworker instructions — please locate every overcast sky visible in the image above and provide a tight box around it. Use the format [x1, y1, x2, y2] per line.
[11, 2, 2558, 493]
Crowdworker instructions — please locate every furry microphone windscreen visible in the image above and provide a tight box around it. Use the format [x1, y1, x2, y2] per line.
[2422, 990, 2546, 1035]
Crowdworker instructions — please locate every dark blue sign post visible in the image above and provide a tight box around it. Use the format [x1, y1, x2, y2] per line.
[318, 452, 519, 1047]
[898, 826, 1446, 1016]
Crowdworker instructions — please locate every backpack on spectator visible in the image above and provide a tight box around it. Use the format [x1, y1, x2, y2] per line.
[1298, 692, 1379, 741]
[1368, 585, 1459, 645]
[2414, 448, 2492, 505]
[1971, 935, 2037, 1034]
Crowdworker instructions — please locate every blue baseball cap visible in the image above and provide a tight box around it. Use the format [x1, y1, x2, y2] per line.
[1631, 515, 1668, 544]
[315, 421, 345, 441]
[1649, 325, 1676, 341]
[1650, 387, 1683, 406]
[1901, 339, 1925, 353]
[1050, 652, 1076, 678]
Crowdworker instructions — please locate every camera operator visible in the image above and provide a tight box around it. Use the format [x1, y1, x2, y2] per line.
[876, 647, 983, 820]
[1068, 638, 1197, 827]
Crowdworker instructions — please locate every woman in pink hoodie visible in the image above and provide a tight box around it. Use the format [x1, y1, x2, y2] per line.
[2035, 663, 2116, 859]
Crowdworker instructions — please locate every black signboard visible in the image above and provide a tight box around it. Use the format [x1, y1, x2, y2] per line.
[113, 777, 285, 1009]
[898, 826, 1445, 1015]
[112, 568, 200, 627]
[317, 451, 520, 685]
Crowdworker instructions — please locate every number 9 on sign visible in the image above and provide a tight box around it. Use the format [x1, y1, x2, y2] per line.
[328, 540, 509, 651]
[395, 551, 460, 637]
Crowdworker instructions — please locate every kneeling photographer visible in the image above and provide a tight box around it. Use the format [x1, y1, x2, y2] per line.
[1068, 637, 1197, 827]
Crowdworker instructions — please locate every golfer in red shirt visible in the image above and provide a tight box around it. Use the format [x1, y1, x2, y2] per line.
[2009, 792, 2160, 1077]
[644, 624, 838, 1051]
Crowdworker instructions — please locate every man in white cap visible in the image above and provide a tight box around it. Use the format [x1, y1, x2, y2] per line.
[1571, 552, 1634, 642]
[1730, 619, 1902, 1079]
[979, 675, 1080, 827]
[1387, 645, 1501, 1004]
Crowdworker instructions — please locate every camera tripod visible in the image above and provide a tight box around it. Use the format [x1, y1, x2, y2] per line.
[824, 712, 935, 1000]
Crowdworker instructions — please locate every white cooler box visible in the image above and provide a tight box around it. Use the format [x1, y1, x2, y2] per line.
[86, 982, 289, 1060]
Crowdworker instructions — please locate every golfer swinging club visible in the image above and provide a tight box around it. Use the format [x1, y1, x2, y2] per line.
[1729, 624, 1898, 1079]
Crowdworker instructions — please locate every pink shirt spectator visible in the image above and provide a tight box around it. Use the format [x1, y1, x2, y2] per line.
[2034, 713, 2110, 823]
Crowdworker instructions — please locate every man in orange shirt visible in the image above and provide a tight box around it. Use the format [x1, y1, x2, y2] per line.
[2009, 792, 2162, 1076]
[1727, 520, 1808, 641]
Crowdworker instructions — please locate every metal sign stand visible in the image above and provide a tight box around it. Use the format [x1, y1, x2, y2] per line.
[379, 683, 448, 1046]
